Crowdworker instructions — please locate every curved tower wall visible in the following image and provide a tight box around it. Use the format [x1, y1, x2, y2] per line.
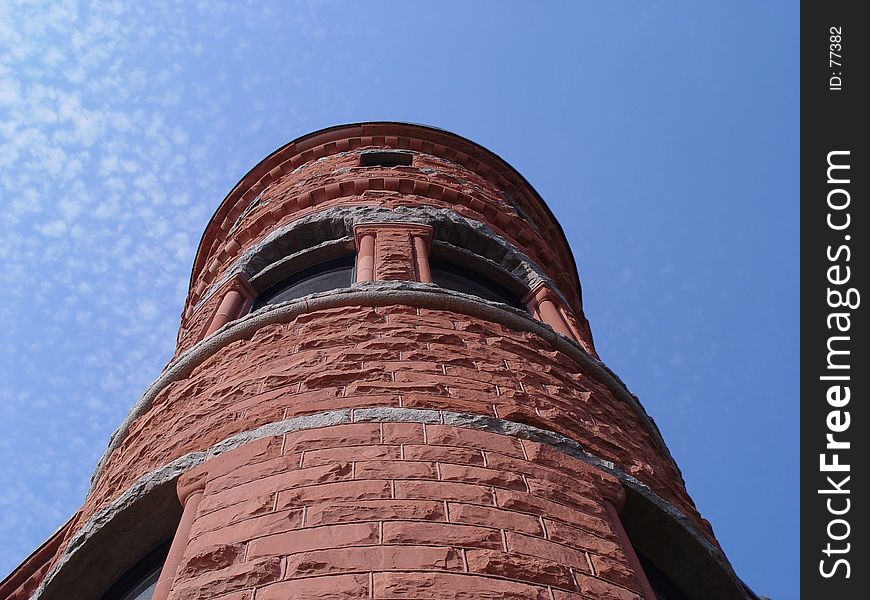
[2, 123, 750, 600]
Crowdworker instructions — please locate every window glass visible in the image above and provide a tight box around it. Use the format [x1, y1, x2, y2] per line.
[116, 569, 159, 600]
[101, 543, 168, 600]
[254, 256, 355, 309]
[429, 259, 524, 310]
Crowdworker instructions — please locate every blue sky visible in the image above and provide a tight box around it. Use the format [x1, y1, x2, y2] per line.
[0, 1, 798, 597]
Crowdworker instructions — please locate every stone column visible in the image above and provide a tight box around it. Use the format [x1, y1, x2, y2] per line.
[151, 489, 204, 600]
[204, 290, 243, 337]
[355, 232, 376, 283]
[354, 223, 433, 282]
[200, 275, 256, 340]
[413, 233, 432, 283]
[524, 284, 576, 340]
[603, 500, 659, 600]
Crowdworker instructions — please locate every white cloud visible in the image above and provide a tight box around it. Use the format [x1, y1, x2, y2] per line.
[0, 0, 336, 575]
[35, 220, 68, 237]
[0, 76, 20, 105]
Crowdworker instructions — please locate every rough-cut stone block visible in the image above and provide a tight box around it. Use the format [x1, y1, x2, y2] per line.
[382, 522, 502, 549]
[483, 451, 598, 492]
[277, 480, 393, 510]
[465, 548, 577, 590]
[574, 574, 643, 600]
[505, 531, 590, 571]
[448, 503, 543, 536]
[305, 499, 446, 527]
[544, 519, 624, 556]
[168, 557, 280, 600]
[525, 477, 605, 515]
[424, 425, 524, 457]
[285, 545, 463, 578]
[590, 554, 643, 591]
[190, 509, 303, 550]
[176, 543, 244, 579]
[247, 522, 379, 558]
[438, 463, 527, 491]
[373, 571, 551, 599]
[200, 462, 353, 513]
[191, 495, 275, 534]
[205, 454, 302, 494]
[395, 480, 494, 505]
[495, 490, 614, 538]
[302, 444, 400, 467]
[283, 423, 382, 453]
[402, 444, 485, 465]
[354, 460, 437, 480]
[256, 573, 370, 599]
[381, 422, 425, 444]
[522, 439, 624, 503]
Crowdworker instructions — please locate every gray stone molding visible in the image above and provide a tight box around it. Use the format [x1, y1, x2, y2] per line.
[92, 281, 680, 492]
[189, 205, 570, 314]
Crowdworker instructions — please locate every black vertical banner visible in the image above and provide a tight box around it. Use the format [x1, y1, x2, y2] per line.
[802, 2, 869, 598]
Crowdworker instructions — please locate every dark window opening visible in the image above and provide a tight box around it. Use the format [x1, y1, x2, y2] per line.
[101, 542, 169, 600]
[637, 551, 692, 600]
[253, 256, 355, 309]
[429, 259, 525, 311]
[359, 151, 413, 167]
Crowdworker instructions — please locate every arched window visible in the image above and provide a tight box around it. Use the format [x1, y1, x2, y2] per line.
[429, 259, 525, 311]
[100, 542, 169, 600]
[253, 256, 355, 309]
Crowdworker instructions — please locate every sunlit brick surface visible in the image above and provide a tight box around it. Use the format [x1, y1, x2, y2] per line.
[166, 424, 644, 600]
[83, 306, 702, 542]
[2, 124, 732, 600]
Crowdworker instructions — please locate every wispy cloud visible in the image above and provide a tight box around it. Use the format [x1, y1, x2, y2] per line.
[1, 0, 341, 572]
[1, 0, 224, 573]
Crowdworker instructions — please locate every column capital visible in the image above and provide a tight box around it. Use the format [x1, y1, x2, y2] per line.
[522, 282, 558, 307]
[353, 221, 433, 247]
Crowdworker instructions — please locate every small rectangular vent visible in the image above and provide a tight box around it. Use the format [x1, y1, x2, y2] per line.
[359, 151, 413, 168]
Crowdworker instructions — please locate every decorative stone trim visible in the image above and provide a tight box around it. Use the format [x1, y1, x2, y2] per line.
[91, 282, 678, 493]
[151, 490, 203, 600]
[523, 284, 578, 342]
[353, 222, 433, 282]
[199, 274, 256, 341]
[522, 283, 595, 355]
[183, 205, 571, 331]
[188, 175, 554, 307]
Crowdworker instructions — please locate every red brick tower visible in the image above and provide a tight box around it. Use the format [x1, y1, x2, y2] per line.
[2, 123, 752, 600]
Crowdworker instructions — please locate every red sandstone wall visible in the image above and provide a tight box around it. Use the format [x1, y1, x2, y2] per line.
[4, 125, 729, 599]
[165, 422, 643, 600]
[84, 305, 703, 542]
